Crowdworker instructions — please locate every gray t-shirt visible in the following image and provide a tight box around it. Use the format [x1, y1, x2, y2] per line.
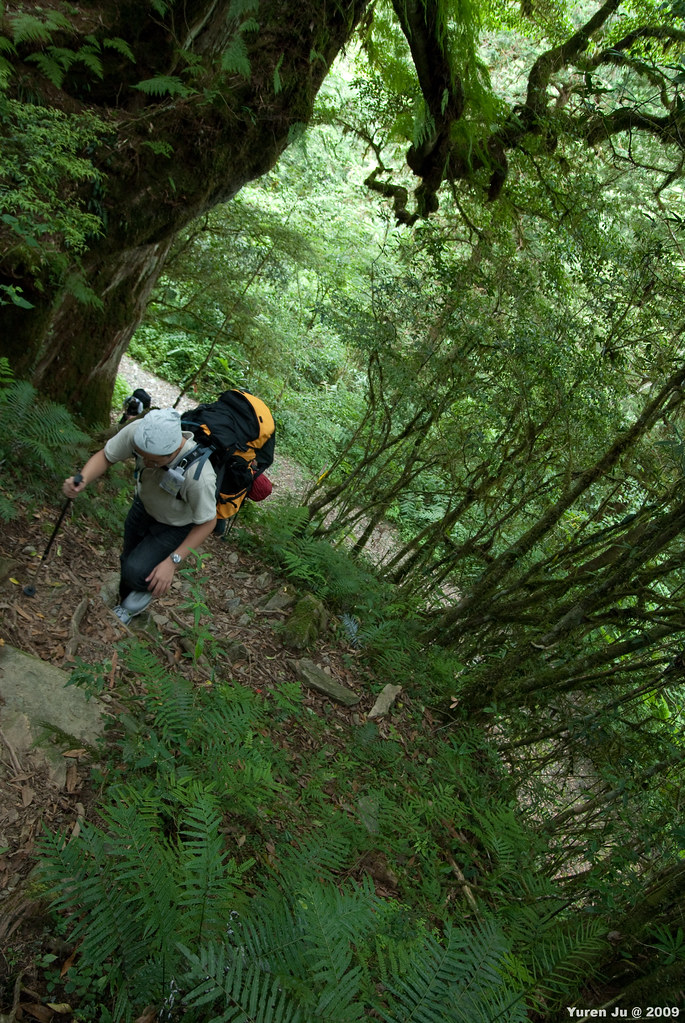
[104, 422, 217, 526]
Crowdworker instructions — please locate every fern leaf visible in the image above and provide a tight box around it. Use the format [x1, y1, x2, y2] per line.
[76, 46, 104, 78]
[102, 36, 135, 62]
[133, 75, 192, 97]
[221, 37, 251, 77]
[176, 792, 250, 943]
[181, 943, 305, 1023]
[9, 12, 56, 44]
[25, 50, 68, 88]
[378, 919, 527, 1023]
[0, 380, 90, 479]
[64, 271, 104, 306]
[525, 917, 607, 1008]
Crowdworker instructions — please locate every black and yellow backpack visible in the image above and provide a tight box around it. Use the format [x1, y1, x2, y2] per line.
[180, 389, 275, 521]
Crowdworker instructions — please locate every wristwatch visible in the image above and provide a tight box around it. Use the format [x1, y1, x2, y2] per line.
[169, 553, 182, 565]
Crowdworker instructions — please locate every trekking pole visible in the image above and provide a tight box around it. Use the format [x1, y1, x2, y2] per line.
[23, 472, 83, 597]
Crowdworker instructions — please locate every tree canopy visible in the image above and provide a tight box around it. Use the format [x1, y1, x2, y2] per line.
[1, 0, 685, 419]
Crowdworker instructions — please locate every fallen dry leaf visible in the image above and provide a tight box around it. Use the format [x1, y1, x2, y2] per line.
[65, 763, 78, 794]
[60, 947, 79, 977]
[20, 1004, 54, 1022]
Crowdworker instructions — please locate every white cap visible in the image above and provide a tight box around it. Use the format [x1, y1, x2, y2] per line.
[134, 409, 183, 455]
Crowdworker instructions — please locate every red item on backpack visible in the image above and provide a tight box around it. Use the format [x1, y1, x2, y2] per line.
[248, 473, 272, 502]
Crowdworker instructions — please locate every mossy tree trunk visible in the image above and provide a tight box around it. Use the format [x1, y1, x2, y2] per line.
[0, 0, 370, 423]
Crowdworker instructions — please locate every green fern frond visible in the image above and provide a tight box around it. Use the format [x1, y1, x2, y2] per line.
[64, 269, 105, 304]
[276, 825, 356, 882]
[75, 45, 104, 77]
[0, 34, 17, 55]
[279, 540, 327, 586]
[0, 493, 16, 521]
[0, 380, 90, 483]
[147, 0, 172, 16]
[102, 36, 136, 61]
[39, 815, 163, 968]
[220, 37, 251, 78]
[525, 917, 607, 1010]
[198, 682, 265, 744]
[180, 878, 379, 1022]
[8, 10, 72, 45]
[25, 50, 69, 87]
[227, 0, 260, 20]
[150, 675, 199, 745]
[176, 791, 252, 943]
[141, 138, 174, 157]
[39, 778, 252, 1019]
[378, 918, 527, 1023]
[133, 75, 193, 97]
[0, 57, 12, 86]
[180, 942, 305, 1023]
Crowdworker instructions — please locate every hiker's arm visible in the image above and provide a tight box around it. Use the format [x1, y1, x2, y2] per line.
[63, 449, 113, 498]
[145, 516, 218, 596]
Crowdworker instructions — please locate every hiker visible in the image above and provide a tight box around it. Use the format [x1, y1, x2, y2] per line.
[63, 408, 217, 625]
[119, 387, 152, 424]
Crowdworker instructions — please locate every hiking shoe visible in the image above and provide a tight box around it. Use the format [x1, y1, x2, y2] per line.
[112, 590, 154, 625]
[112, 603, 134, 625]
[121, 589, 155, 617]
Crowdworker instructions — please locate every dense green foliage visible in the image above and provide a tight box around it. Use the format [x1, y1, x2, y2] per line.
[0, 81, 105, 308]
[38, 616, 606, 1021]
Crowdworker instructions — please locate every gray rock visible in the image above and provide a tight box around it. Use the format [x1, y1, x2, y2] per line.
[367, 683, 403, 720]
[99, 571, 120, 608]
[222, 639, 250, 664]
[0, 645, 107, 787]
[263, 586, 297, 611]
[288, 658, 360, 706]
[356, 794, 380, 834]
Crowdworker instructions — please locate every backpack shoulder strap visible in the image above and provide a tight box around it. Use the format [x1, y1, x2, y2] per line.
[189, 448, 213, 480]
[172, 444, 215, 496]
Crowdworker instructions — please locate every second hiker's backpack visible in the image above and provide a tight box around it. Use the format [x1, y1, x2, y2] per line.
[180, 389, 275, 520]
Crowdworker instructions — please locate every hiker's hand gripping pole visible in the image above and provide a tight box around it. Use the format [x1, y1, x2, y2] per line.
[63, 470, 87, 499]
[63, 449, 112, 499]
